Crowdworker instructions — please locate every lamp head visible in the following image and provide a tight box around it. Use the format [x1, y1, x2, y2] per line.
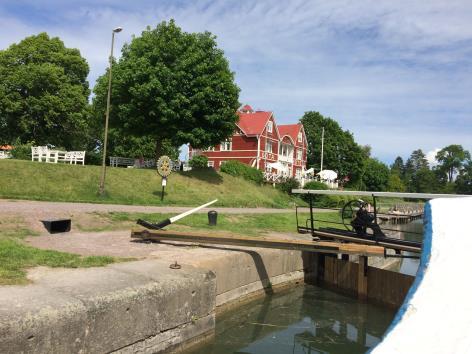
[113, 27, 123, 33]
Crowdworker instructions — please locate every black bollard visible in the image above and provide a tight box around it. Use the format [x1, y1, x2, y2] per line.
[208, 210, 217, 226]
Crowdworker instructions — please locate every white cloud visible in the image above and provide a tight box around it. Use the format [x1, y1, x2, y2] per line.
[426, 148, 441, 167]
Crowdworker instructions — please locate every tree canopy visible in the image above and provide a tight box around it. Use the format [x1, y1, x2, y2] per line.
[92, 20, 240, 157]
[436, 144, 471, 182]
[301, 111, 365, 186]
[361, 158, 390, 191]
[0, 33, 90, 149]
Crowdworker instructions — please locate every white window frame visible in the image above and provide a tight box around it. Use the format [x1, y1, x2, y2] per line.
[204, 146, 215, 152]
[267, 121, 273, 133]
[265, 142, 272, 153]
[220, 139, 232, 151]
[298, 132, 303, 142]
[207, 161, 214, 168]
[296, 149, 302, 160]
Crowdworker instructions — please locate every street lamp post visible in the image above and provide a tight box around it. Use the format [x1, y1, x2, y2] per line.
[99, 27, 122, 195]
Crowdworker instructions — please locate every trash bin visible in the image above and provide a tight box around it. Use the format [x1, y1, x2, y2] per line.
[41, 219, 71, 234]
[208, 210, 217, 226]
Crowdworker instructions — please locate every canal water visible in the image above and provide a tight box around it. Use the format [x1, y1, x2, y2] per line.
[186, 285, 396, 354]
[388, 218, 423, 276]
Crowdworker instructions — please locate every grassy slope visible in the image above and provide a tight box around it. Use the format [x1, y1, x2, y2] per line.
[0, 160, 300, 208]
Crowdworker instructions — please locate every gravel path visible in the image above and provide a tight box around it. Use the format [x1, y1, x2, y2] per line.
[2, 199, 298, 216]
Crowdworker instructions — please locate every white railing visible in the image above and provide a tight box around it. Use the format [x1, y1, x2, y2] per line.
[0, 151, 11, 159]
[31, 146, 85, 165]
[278, 155, 293, 163]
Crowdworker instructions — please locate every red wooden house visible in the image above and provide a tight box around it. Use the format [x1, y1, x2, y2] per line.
[189, 104, 308, 182]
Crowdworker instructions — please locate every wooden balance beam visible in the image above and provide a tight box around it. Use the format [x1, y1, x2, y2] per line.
[131, 229, 385, 257]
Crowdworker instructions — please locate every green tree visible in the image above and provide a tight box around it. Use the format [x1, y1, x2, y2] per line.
[436, 144, 471, 182]
[361, 158, 390, 191]
[0, 33, 90, 149]
[404, 149, 429, 192]
[455, 159, 472, 194]
[390, 156, 404, 177]
[92, 20, 240, 157]
[411, 167, 438, 193]
[301, 111, 366, 187]
[387, 173, 406, 192]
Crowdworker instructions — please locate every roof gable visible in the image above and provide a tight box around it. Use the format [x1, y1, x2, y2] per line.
[236, 111, 273, 136]
[278, 124, 302, 143]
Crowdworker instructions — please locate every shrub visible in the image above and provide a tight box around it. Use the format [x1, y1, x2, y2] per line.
[10, 142, 32, 160]
[220, 160, 263, 184]
[302, 180, 337, 207]
[277, 177, 300, 195]
[189, 155, 209, 169]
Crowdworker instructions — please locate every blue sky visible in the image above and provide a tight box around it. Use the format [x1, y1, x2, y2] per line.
[1, 0, 471, 164]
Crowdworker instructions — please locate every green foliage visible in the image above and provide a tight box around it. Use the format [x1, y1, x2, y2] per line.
[277, 177, 300, 195]
[301, 111, 366, 187]
[387, 174, 406, 192]
[220, 160, 263, 184]
[301, 180, 353, 207]
[0, 33, 90, 149]
[455, 160, 472, 194]
[92, 20, 240, 155]
[391, 156, 404, 177]
[10, 140, 32, 160]
[361, 158, 390, 191]
[303, 180, 328, 191]
[436, 144, 471, 182]
[411, 167, 438, 193]
[189, 155, 208, 169]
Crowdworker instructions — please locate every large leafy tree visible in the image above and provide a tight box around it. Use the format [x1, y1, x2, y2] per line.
[361, 158, 390, 191]
[92, 20, 240, 157]
[301, 111, 366, 186]
[435, 144, 471, 182]
[0, 33, 90, 149]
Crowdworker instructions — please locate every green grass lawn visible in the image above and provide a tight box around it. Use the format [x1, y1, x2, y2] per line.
[0, 217, 117, 285]
[0, 159, 302, 208]
[77, 210, 344, 236]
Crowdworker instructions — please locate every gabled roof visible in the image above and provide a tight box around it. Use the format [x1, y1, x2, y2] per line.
[241, 104, 253, 112]
[278, 123, 302, 143]
[236, 110, 273, 136]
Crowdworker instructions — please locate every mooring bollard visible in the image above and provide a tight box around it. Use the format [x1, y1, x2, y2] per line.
[208, 210, 217, 226]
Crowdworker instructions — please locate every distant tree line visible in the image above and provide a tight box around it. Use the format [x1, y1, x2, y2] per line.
[301, 111, 471, 194]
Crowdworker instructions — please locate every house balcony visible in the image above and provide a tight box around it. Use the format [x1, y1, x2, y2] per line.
[278, 154, 293, 163]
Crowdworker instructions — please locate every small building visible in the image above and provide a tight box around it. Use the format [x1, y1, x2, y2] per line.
[189, 105, 308, 183]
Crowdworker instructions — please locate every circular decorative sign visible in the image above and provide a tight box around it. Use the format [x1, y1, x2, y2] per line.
[157, 156, 173, 177]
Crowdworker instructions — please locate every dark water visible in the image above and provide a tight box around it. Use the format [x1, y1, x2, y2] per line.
[186, 285, 396, 354]
[387, 219, 423, 276]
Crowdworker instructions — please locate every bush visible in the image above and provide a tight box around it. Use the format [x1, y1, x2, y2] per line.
[10, 142, 32, 160]
[220, 160, 263, 184]
[302, 180, 340, 207]
[277, 177, 300, 195]
[189, 155, 209, 169]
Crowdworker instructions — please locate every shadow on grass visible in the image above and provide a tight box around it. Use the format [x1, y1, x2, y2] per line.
[178, 168, 223, 185]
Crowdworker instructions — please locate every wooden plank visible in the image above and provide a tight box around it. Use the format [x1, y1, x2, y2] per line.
[313, 229, 422, 253]
[357, 256, 368, 300]
[131, 229, 385, 257]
